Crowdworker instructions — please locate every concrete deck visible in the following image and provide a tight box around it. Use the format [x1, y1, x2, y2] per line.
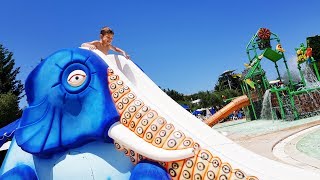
[273, 125, 320, 172]
[213, 116, 320, 173]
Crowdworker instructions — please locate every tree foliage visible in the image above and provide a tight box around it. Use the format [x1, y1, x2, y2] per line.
[0, 44, 24, 127]
[0, 93, 22, 127]
[162, 88, 186, 102]
[163, 88, 241, 111]
[214, 72, 242, 92]
[307, 35, 320, 61]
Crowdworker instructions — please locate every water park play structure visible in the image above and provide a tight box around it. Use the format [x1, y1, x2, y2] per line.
[204, 95, 250, 126]
[0, 47, 319, 179]
[205, 28, 320, 126]
[241, 28, 320, 121]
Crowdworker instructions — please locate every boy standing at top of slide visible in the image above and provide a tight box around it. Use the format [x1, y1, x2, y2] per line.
[81, 26, 130, 59]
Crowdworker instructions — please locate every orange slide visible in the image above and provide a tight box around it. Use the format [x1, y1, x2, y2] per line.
[203, 95, 250, 127]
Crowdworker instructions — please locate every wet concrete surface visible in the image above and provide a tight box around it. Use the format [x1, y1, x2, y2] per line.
[213, 117, 320, 173]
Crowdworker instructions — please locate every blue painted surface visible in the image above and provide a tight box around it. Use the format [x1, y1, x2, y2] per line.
[0, 48, 161, 179]
[0, 119, 20, 147]
[130, 160, 170, 180]
[0, 164, 37, 180]
[1, 138, 133, 179]
[15, 48, 119, 156]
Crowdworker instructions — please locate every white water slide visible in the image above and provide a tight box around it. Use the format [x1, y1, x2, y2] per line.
[93, 49, 320, 180]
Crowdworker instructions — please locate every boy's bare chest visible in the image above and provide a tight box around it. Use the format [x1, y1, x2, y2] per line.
[97, 44, 111, 54]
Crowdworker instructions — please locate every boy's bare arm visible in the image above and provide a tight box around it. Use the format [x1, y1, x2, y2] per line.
[110, 45, 130, 59]
[81, 41, 99, 50]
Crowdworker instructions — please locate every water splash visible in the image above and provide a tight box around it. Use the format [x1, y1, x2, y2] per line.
[302, 63, 320, 88]
[260, 89, 273, 120]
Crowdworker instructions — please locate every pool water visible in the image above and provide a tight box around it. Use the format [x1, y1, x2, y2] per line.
[297, 128, 320, 160]
[213, 115, 320, 137]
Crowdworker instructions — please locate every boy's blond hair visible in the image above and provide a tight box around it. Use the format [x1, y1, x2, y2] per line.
[100, 26, 114, 36]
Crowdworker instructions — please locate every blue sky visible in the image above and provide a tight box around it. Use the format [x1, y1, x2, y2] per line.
[1, 0, 320, 107]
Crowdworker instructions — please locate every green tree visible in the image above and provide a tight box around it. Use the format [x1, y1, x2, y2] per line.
[214, 71, 242, 92]
[162, 88, 185, 102]
[0, 44, 24, 127]
[188, 91, 214, 110]
[0, 93, 21, 127]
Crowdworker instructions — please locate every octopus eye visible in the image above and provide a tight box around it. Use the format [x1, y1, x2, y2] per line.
[67, 70, 86, 87]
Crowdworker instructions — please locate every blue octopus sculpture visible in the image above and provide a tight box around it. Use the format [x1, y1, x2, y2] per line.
[0, 48, 170, 180]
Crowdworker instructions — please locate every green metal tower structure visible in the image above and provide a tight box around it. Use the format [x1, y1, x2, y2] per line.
[241, 28, 320, 121]
[242, 28, 298, 120]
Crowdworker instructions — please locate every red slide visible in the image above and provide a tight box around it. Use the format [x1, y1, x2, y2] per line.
[203, 95, 250, 127]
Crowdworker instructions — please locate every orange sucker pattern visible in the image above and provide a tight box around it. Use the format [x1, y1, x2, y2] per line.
[107, 68, 258, 180]
[129, 105, 150, 131]
[135, 110, 158, 138]
[143, 116, 167, 143]
[114, 141, 144, 165]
